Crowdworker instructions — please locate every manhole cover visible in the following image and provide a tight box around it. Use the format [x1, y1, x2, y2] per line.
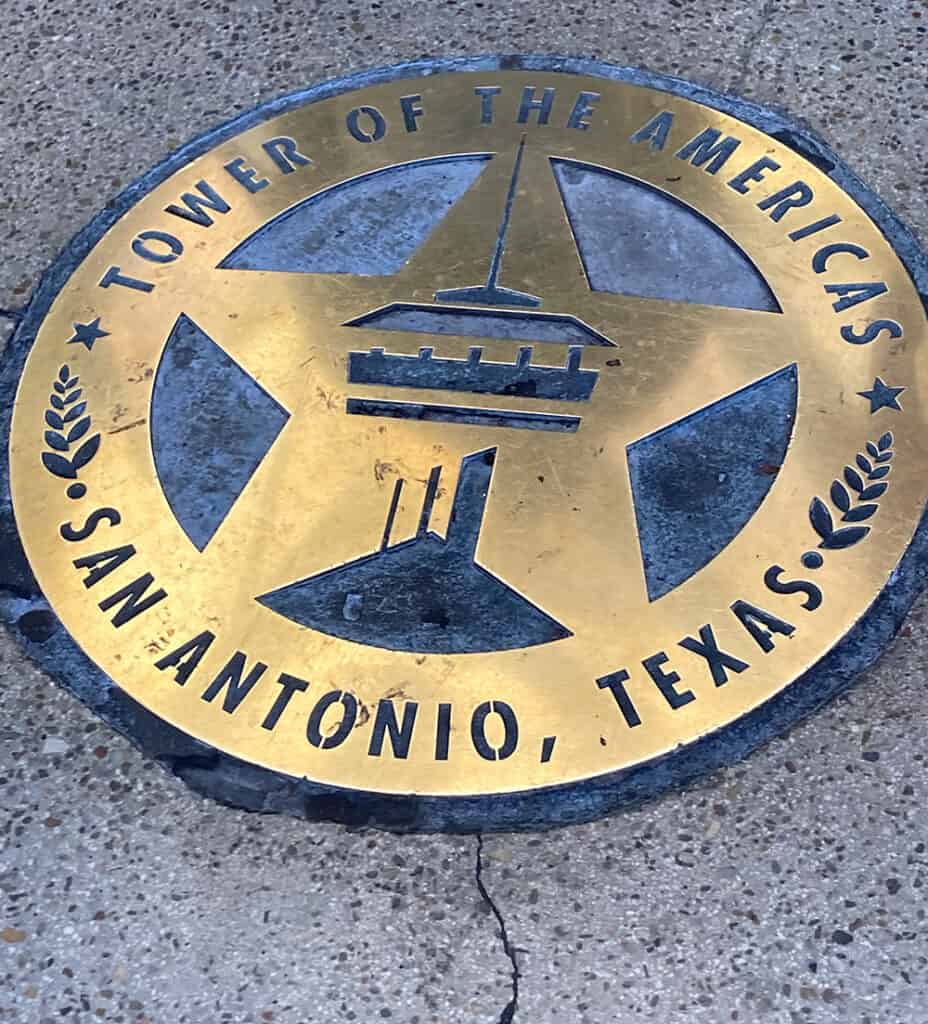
[3, 57, 926, 831]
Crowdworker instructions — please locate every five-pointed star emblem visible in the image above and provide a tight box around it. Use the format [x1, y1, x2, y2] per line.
[67, 317, 109, 351]
[858, 376, 905, 414]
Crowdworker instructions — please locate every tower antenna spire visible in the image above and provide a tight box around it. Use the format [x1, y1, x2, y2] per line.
[434, 135, 542, 309]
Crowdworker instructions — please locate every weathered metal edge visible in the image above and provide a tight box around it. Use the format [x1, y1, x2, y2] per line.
[1, 55, 926, 833]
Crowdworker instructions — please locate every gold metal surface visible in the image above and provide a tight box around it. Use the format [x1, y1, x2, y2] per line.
[10, 72, 928, 796]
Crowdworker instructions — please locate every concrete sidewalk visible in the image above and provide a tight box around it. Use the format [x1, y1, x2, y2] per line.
[2, 3, 928, 1022]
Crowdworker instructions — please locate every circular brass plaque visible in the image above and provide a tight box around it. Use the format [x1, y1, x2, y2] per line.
[4, 59, 927, 830]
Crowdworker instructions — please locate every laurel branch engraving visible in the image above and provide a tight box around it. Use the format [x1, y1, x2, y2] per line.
[809, 431, 893, 550]
[41, 364, 101, 480]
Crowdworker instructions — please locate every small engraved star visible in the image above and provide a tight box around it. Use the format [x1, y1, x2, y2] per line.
[858, 377, 905, 414]
[67, 317, 110, 351]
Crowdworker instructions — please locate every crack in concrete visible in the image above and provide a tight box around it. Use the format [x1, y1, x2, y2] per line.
[732, 0, 777, 92]
[475, 834, 519, 1023]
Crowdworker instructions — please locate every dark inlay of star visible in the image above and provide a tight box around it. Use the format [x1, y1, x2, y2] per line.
[857, 376, 905, 414]
[67, 317, 110, 351]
